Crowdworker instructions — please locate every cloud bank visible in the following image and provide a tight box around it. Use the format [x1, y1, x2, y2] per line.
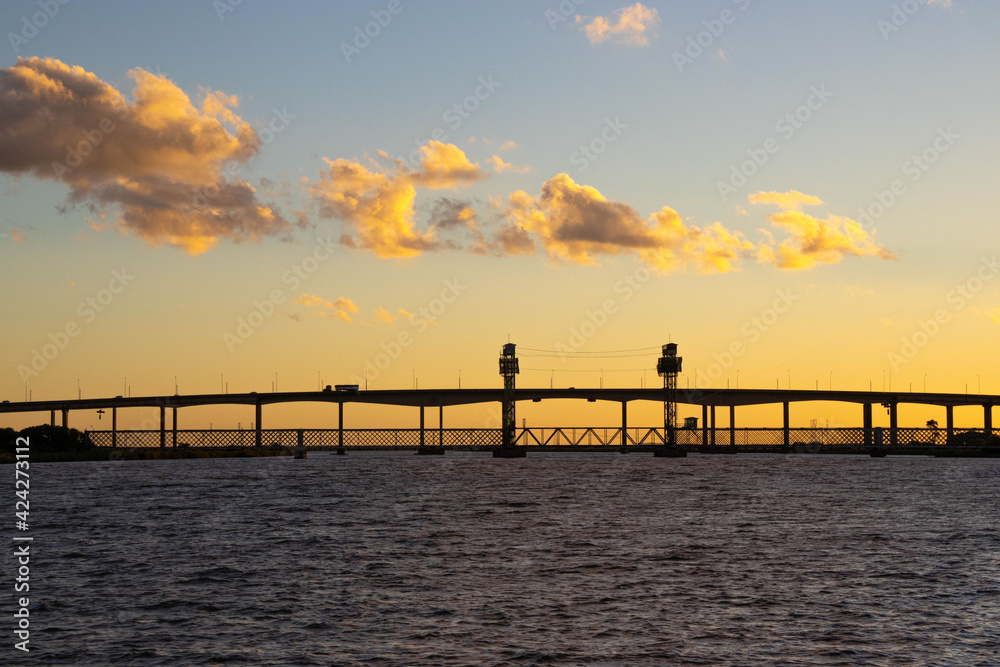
[0, 57, 296, 254]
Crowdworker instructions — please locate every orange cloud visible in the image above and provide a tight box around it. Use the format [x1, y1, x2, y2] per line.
[487, 155, 531, 174]
[309, 141, 488, 258]
[748, 190, 824, 211]
[503, 174, 754, 273]
[375, 307, 396, 324]
[747, 191, 895, 269]
[293, 294, 334, 309]
[577, 3, 660, 46]
[292, 293, 359, 321]
[0, 58, 297, 254]
[495, 177, 895, 274]
[756, 210, 896, 270]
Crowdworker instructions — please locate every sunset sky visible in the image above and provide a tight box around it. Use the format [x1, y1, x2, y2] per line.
[1, 0, 997, 431]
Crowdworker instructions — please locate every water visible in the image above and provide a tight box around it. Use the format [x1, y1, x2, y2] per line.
[15, 452, 1000, 665]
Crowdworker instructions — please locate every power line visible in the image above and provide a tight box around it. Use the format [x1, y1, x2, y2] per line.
[521, 367, 653, 373]
[518, 346, 659, 354]
[519, 351, 654, 359]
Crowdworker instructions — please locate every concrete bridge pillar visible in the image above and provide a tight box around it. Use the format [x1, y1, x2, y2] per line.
[985, 405, 993, 436]
[159, 405, 166, 448]
[50, 410, 55, 426]
[338, 402, 344, 449]
[621, 401, 628, 447]
[946, 405, 954, 443]
[702, 404, 708, 447]
[710, 406, 716, 446]
[889, 403, 898, 446]
[863, 403, 872, 446]
[172, 407, 178, 448]
[61, 409, 68, 429]
[419, 405, 425, 447]
[729, 405, 736, 447]
[255, 401, 262, 448]
[112, 406, 117, 448]
[439, 405, 444, 447]
[782, 402, 789, 448]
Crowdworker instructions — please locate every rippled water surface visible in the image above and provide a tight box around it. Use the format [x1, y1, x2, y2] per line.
[15, 452, 1000, 665]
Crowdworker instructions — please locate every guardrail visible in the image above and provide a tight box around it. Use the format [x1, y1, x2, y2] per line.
[84, 426, 997, 449]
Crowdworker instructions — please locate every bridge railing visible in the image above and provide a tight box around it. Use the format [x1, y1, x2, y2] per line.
[84, 426, 996, 449]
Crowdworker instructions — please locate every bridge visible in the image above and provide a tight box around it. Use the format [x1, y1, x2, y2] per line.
[2, 386, 996, 451]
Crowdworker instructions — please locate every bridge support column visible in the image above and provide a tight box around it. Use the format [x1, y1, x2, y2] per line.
[702, 404, 708, 447]
[729, 405, 736, 447]
[985, 405, 993, 436]
[337, 402, 345, 454]
[946, 405, 954, 444]
[61, 409, 68, 428]
[889, 403, 898, 446]
[172, 407, 178, 448]
[50, 410, 55, 426]
[295, 429, 306, 458]
[255, 402, 261, 448]
[863, 403, 872, 447]
[621, 401, 628, 448]
[159, 405, 165, 448]
[710, 406, 716, 446]
[419, 405, 425, 447]
[782, 401, 790, 448]
[439, 406, 444, 447]
[112, 407, 117, 448]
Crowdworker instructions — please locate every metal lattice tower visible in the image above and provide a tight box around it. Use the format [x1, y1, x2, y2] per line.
[657, 343, 682, 446]
[499, 343, 519, 447]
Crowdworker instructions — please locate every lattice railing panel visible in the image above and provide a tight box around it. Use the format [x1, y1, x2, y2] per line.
[85, 426, 997, 449]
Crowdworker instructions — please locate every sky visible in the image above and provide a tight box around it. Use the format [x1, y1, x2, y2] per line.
[1, 0, 997, 432]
